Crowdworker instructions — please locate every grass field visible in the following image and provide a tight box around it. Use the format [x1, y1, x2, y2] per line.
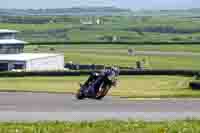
[0, 76, 198, 98]
[0, 120, 200, 133]
[27, 44, 200, 52]
[1, 15, 200, 42]
[24, 44, 200, 69]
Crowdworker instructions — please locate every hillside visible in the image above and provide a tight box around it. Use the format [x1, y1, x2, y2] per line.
[0, 7, 132, 16]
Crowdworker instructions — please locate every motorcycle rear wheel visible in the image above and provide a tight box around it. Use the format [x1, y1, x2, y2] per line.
[76, 89, 85, 100]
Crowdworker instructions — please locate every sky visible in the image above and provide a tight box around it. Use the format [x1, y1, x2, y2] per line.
[1, 0, 199, 10]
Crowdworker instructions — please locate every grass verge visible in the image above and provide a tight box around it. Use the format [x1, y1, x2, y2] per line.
[0, 76, 198, 98]
[0, 119, 200, 133]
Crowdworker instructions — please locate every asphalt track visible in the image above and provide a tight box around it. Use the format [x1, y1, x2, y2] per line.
[0, 92, 200, 122]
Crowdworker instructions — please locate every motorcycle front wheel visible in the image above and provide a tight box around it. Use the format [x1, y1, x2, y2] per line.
[95, 84, 111, 100]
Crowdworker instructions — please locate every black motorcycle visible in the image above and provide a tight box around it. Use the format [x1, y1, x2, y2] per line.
[76, 68, 119, 100]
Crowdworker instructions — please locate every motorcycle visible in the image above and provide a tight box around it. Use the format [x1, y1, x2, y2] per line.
[76, 68, 119, 100]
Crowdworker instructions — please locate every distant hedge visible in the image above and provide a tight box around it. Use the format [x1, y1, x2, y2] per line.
[28, 41, 200, 45]
[189, 82, 200, 90]
[0, 69, 199, 77]
[119, 69, 200, 76]
[0, 71, 89, 77]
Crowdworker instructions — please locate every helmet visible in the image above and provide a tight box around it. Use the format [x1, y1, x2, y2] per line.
[110, 66, 120, 76]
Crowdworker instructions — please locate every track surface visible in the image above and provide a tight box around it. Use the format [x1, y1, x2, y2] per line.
[0, 92, 200, 122]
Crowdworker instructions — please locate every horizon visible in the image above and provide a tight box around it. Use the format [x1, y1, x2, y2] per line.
[0, 6, 199, 11]
[1, 0, 200, 10]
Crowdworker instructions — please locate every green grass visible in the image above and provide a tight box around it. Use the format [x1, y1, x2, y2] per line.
[0, 76, 198, 98]
[3, 22, 57, 32]
[24, 44, 200, 69]
[1, 120, 200, 133]
[1, 15, 200, 42]
[26, 44, 200, 52]
[0, 23, 67, 31]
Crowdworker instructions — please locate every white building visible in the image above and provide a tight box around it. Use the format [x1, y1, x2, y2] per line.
[0, 29, 64, 71]
[80, 18, 102, 25]
[80, 20, 93, 25]
[96, 18, 101, 25]
[0, 30, 26, 54]
[0, 29, 18, 39]
[0, 53, 64, 71]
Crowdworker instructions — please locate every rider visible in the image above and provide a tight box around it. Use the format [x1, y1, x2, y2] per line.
[82, 66, 120, 95]
[102, 66, 119, 87]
